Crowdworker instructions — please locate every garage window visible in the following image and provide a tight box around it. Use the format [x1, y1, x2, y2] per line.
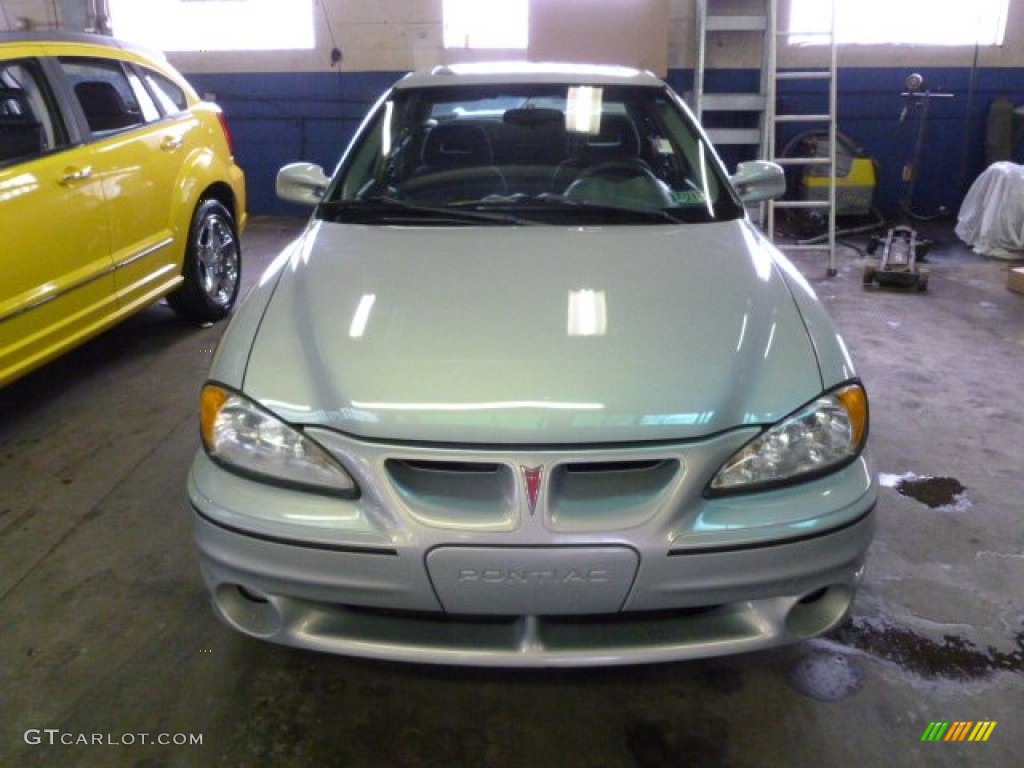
[108, 0, 315, 52]
[443, 0, 528, 49]
[789, 0, 1009, 45]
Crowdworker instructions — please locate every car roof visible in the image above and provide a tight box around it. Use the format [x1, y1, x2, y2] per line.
[0, 30, 165, 61]
[395, 61, 665, 90]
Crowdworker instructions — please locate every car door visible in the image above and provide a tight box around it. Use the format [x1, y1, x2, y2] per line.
[0, 54, 114, 386]
[57, 54, 187, 315]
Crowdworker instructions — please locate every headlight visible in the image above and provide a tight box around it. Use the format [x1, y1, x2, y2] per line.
[200, 384, 358, 496]
[708, 382, 868, 495]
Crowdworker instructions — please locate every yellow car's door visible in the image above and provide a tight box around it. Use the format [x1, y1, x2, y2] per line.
[57, 55, 185, 315]
[0, 57, 114, 387]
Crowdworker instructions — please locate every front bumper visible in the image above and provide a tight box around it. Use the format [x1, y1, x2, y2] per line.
[194, 506, 872, 667]
[190, 430, 877, 666]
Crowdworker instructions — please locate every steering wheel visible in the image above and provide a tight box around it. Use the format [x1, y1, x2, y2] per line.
[565, 160, 675, 209]
[575, 160, 655, 181]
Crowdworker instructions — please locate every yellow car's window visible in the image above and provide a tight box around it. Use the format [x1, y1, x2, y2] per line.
[143, 69, 188, 115]
[0, 59, 68, 166]
[59, 57, 148, 136]
[126, 70, 160, 123]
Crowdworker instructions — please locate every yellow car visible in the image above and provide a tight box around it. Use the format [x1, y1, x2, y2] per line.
[0, 31, 246, 386]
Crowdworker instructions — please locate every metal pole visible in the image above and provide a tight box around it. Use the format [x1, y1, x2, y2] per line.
[827, 0, 837, 276]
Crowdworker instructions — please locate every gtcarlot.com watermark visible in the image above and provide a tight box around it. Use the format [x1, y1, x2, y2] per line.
[24, 729, 203, 747]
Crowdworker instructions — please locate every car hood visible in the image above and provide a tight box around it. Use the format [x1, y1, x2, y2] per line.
[243, 220, 823, 444]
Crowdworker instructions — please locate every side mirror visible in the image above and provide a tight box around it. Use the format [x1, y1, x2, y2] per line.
[730, 160, 786, 204]
[276, 162, 330, 206]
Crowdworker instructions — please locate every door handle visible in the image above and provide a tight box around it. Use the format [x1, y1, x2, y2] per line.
[59, 166, 93, 185]
[160, 136, 185, 151]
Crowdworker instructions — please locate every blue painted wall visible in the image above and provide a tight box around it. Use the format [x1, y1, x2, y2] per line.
[186, 71, 400, 216]
[186, 67, 1024, 217]
[668, 66, 1024, 217]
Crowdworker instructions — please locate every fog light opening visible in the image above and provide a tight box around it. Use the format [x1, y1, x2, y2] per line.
[785, 585, 853, 638]
[214, 583, 282, 638]
[237, 585, 270, 604]
[798, 587, 828, 605]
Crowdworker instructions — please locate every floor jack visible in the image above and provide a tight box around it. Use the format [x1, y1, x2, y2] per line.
[862, 74, 947, 292]
[863, 225, 930, 290]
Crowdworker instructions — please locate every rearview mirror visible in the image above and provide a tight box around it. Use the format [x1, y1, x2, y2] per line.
[276, 162, 330, 206]
[730, 160, 785, 204]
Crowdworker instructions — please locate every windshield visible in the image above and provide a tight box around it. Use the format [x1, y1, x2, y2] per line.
[319, 82, 744, 226]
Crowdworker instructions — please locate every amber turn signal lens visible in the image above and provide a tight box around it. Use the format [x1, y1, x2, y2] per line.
[200, 385, 229, 450]
[836, 384, 868, 448]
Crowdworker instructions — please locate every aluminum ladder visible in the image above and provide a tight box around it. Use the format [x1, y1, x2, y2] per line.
[765, 0, 839, 275]
[692, 0, 774, 158]
[694, 0, 840, 275]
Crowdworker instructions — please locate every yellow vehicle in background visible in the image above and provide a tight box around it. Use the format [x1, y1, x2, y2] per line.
[0, 31, 246, 387]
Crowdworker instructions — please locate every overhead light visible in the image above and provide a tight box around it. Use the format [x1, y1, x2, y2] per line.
[566, 86, 603, 135]
[349, 294, 376, 338]
[568, 289, 607, 336]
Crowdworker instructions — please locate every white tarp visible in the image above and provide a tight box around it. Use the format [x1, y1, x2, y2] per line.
[956, 161, 1024, 259]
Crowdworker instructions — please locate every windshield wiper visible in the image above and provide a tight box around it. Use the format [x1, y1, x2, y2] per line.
[533, 195, 687, 224]
[319, 196, 533, 226]
[449, 194, 686, 224]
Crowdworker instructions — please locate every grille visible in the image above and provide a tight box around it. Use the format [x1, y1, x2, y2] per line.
[385, 459, 516, 530]
[549, 459, 680, 531]
[384, 456, 680, 532]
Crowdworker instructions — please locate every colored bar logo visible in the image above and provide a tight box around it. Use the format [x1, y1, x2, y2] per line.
[921, 721, 997, 742]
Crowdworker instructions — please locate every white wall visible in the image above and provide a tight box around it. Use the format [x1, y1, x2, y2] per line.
[4, 0, 1024, 73]
[1, 0, 59, 29]
[667, 0, 1024, 70]
[164, 0, 669, 75]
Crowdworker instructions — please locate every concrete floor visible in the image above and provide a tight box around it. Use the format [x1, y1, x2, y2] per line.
[1, 215, 1021, 767]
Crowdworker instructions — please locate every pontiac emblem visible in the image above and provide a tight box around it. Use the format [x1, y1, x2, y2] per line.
[522, 465, 543, 515]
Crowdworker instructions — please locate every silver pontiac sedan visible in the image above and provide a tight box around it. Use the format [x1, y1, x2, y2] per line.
[189, 63, 877, 666]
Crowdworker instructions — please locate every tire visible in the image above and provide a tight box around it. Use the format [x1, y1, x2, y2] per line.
[167, 199, 241, 323]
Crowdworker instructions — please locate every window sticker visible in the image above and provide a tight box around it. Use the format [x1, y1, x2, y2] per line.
[673, 189, 706, 205]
